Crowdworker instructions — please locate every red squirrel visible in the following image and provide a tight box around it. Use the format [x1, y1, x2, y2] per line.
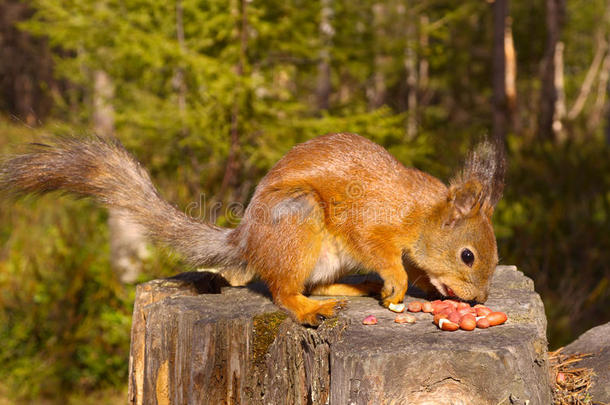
[0, 133, 504, 325]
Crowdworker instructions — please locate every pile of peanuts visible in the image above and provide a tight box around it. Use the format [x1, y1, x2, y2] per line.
[415, 299, 507, 331]
[362, 299, 508, 331]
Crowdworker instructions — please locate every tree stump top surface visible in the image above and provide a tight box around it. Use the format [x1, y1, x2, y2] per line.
[148, 265, 546, 354]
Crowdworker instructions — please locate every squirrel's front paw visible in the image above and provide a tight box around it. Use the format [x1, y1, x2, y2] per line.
[381, 278, 407, 308]
[381, 284, 406, 307]
[382, 294, 404, 307]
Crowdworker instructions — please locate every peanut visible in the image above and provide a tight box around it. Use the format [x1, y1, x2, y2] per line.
[388, 303, 405, 313]
[422, 302, 434, 313]
[433, 313, 448, 325]
[407, 301, 422, 312]
[447, 311, 462, 324]
[362, 315, 377, 325]
[438, 306, 454, 316]
[395, 314, 416, 324]
[486, 312, 507, 326]
[457, 307, 473, 317]
[432, 303, 449, 314]
[438, 318, 459, 331]
[476, 317, 490, 328]
[457, 302, 470, 310]
[459, 314, 476, 331]
[475, 306, 492, 317]
[444, 300, 459, 309]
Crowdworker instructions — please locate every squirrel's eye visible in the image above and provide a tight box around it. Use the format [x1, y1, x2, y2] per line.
[461, 248, 475, 267]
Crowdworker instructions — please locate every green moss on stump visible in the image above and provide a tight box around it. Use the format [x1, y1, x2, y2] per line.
[252, 311, 288, 366]
[322, 316, 340, 329]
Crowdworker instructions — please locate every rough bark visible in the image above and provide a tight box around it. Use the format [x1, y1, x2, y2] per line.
[128, 266, 552, 404]
[564, 322, 610, 403]
[128, 272, 231, 405]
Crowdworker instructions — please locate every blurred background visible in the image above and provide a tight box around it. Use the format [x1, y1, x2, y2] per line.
[0, 0, 608, 402]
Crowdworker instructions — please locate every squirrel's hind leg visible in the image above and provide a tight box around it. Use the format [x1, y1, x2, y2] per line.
[245, 194, 347, 326]
[259, 228, 348, 325]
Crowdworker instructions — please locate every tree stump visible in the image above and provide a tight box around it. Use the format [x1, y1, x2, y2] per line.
[563, 322, 610, 403]
[128, 266, 551, 404]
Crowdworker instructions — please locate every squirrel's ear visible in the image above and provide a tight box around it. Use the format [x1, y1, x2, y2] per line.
[443, 180, 485, 227]
[446, 139, 506, 224]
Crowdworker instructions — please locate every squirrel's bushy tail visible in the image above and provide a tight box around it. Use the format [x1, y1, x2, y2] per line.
[0, 136, 242, 268]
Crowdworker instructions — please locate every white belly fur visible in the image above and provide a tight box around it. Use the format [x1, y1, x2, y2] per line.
[307, 235, 359, 286]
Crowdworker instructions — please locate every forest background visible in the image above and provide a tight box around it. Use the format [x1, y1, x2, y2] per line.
[0, 0, 609, 402]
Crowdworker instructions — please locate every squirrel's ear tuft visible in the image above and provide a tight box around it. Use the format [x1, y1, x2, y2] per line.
[447, 139, 506, 223]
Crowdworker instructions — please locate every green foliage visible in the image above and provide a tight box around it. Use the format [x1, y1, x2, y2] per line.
[0, 196, 129, 399]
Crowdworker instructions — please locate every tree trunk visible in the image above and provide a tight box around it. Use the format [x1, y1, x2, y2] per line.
[590, 4, 610, 136]
[590, 51, 610, 132]
[492, 0, 508, 144]
[174, 0, 187, 125]
[568, 34, 607, 121]
[553, 41, 567, 141]
[93, 70, 148, 283]
[539, 0, 565, 141]
[606, 76, 610, 145]
[220, 0, 247, 200]
[316, 0, 333, 111]
[92, 71, 114, 135]
[128, 267, 552, 404]
[418, 14, 430, 107]
[404, 4, 418, 140]
[0, 1, 55, 125]
[505, 17, 517, 116]
[367, 3, 387, 110]
[418, 15, 429, 91]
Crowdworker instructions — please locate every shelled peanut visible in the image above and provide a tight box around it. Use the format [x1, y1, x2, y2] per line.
[394, 313, 416, 324]
[362, 315, 378, 325]
[409, 299, 507, 331]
